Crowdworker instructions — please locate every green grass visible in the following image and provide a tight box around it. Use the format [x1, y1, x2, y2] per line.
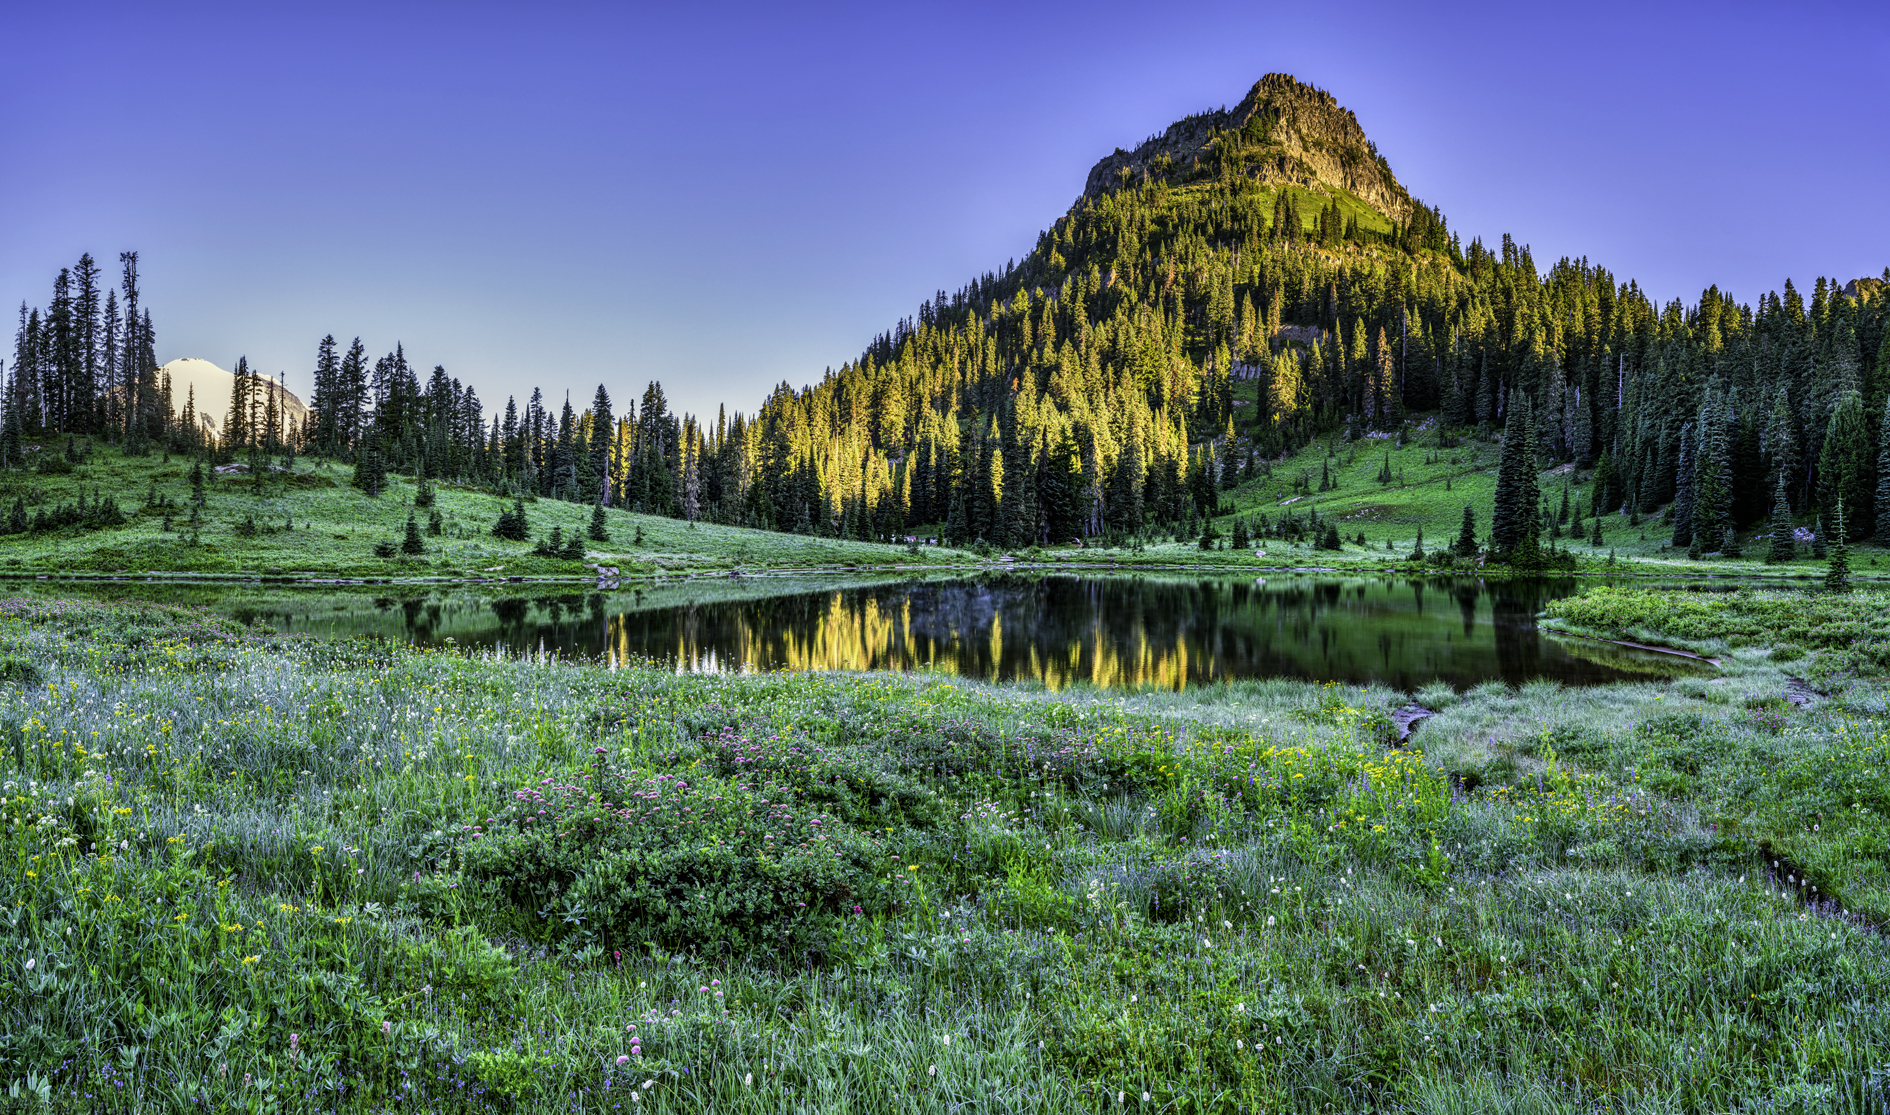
[5, 592, 1890, 1111]
[1154, 169, 1399, 238]
[8, 426, 1884, 583]
[1203, 396, 1890, 580]
[0, 442, 971, 579]
[1544, 585, 1890, 681]
[1540, 585, 1890, 926]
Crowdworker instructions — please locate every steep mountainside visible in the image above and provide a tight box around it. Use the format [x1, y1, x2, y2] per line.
[1081, 73, 1416, 223]
[686, 72, 1886, 553]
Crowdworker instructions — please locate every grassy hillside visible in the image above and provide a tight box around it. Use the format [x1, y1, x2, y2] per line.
[3, 426, 1880, 581]
[0, 442, 974, 579]
[4, 592, 1890, 1111]
[1192, 376, 1890, 577]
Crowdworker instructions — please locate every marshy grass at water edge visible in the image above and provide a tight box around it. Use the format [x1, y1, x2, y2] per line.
[2, 593, 1890, 1112]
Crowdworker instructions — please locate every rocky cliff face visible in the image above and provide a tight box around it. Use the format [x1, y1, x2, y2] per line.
[1081, 74, 1416, 223]
[1842, 276, 1884, 302]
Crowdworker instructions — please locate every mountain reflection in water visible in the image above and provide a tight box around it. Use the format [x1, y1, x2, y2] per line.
[592, 576, 1687, 689]
[34, 573, 1704, 690]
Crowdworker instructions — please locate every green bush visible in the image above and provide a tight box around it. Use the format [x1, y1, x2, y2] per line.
[463, 749, 884, 958]
[468, 1049, 561, 1102]
[0, 652, 39, 687]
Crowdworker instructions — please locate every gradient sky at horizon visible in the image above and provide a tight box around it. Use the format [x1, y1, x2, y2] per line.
[3, 0, 1886, 420]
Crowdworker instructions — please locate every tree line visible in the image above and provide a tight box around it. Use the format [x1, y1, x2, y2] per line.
[3, 252, 164, 465]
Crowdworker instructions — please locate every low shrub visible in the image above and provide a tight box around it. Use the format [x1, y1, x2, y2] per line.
[462, 748, 886, 958]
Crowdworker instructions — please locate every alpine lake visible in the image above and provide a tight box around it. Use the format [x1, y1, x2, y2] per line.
[12, 570, 1729, 691]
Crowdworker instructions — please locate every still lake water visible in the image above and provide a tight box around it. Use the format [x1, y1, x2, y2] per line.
[19, 573, 1710, 690]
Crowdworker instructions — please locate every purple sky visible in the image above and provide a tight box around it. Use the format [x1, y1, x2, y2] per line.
[3, 0, 1886, 420]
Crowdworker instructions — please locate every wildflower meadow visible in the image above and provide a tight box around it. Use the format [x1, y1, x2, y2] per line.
[3, 591, 1889, 1112]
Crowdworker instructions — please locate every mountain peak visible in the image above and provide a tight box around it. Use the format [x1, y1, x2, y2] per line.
[1082, 73, 1415, 223]
[158, 357, 308, 440]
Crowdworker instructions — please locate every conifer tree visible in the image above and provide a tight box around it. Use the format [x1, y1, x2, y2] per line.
[1455, 504, 1478, 557]
[310, 334, 339, 455]
[1825, 498, 1850, 592]
[1670, 422, 1696, 549]
[0, 382, 19, 469]
[71, 253, 101, 433]
[401, 512, 425, 556]
[353, 430, 385, 496]
[1694, 390, 1732, 548]
[1818, 390, 1873, 541]
[1490, 393, 1538, 556]
[1875, 395, 1890, 545]
[1474, 352, 1496, 432]
[1873, 332, 1890, 421]
[1765, 471, 1796, 563]
[1106, 434, 1144, 535]
[1762, 390, 1797, 500]
[225, 357, 253, 457]
[589, 500, 610, 542]
[491, 498, 529, 541]
[588, 384, 614, 504]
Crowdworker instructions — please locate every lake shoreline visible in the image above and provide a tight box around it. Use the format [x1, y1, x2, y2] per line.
[10, 569, 1730, 691]
[0, 558, 1862, 589]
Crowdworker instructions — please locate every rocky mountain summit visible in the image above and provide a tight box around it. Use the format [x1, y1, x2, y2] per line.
[1082, 73, 1416, 223]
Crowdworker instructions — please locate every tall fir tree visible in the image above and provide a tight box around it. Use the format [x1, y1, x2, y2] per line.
[1490, 393, 1538, 556]
[1692, 390, 1732, 551]
[588, 384, 614, 504]
[1876, 394, 1890, 546]
[1670, 422, 1697, 549]
[224, 357, 253, 456]
[1817, 390, 1872, 541]
[1766, 471, 1797, 563]
[0, 370, 19, 469]
[310, 335, 340, 455]
[1825, 498, 1850, 592]
[71, 253, 101, 433]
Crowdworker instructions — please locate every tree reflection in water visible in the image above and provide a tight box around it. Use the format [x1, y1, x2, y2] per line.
[49, 574, 1706, 690]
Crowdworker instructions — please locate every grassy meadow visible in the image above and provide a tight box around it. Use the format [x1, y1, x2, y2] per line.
[7, 419, 1886, 582]
[3, 586, 1890, 1112]
[1206, 382, 1890, 579]
[0, 442, 958, 579]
